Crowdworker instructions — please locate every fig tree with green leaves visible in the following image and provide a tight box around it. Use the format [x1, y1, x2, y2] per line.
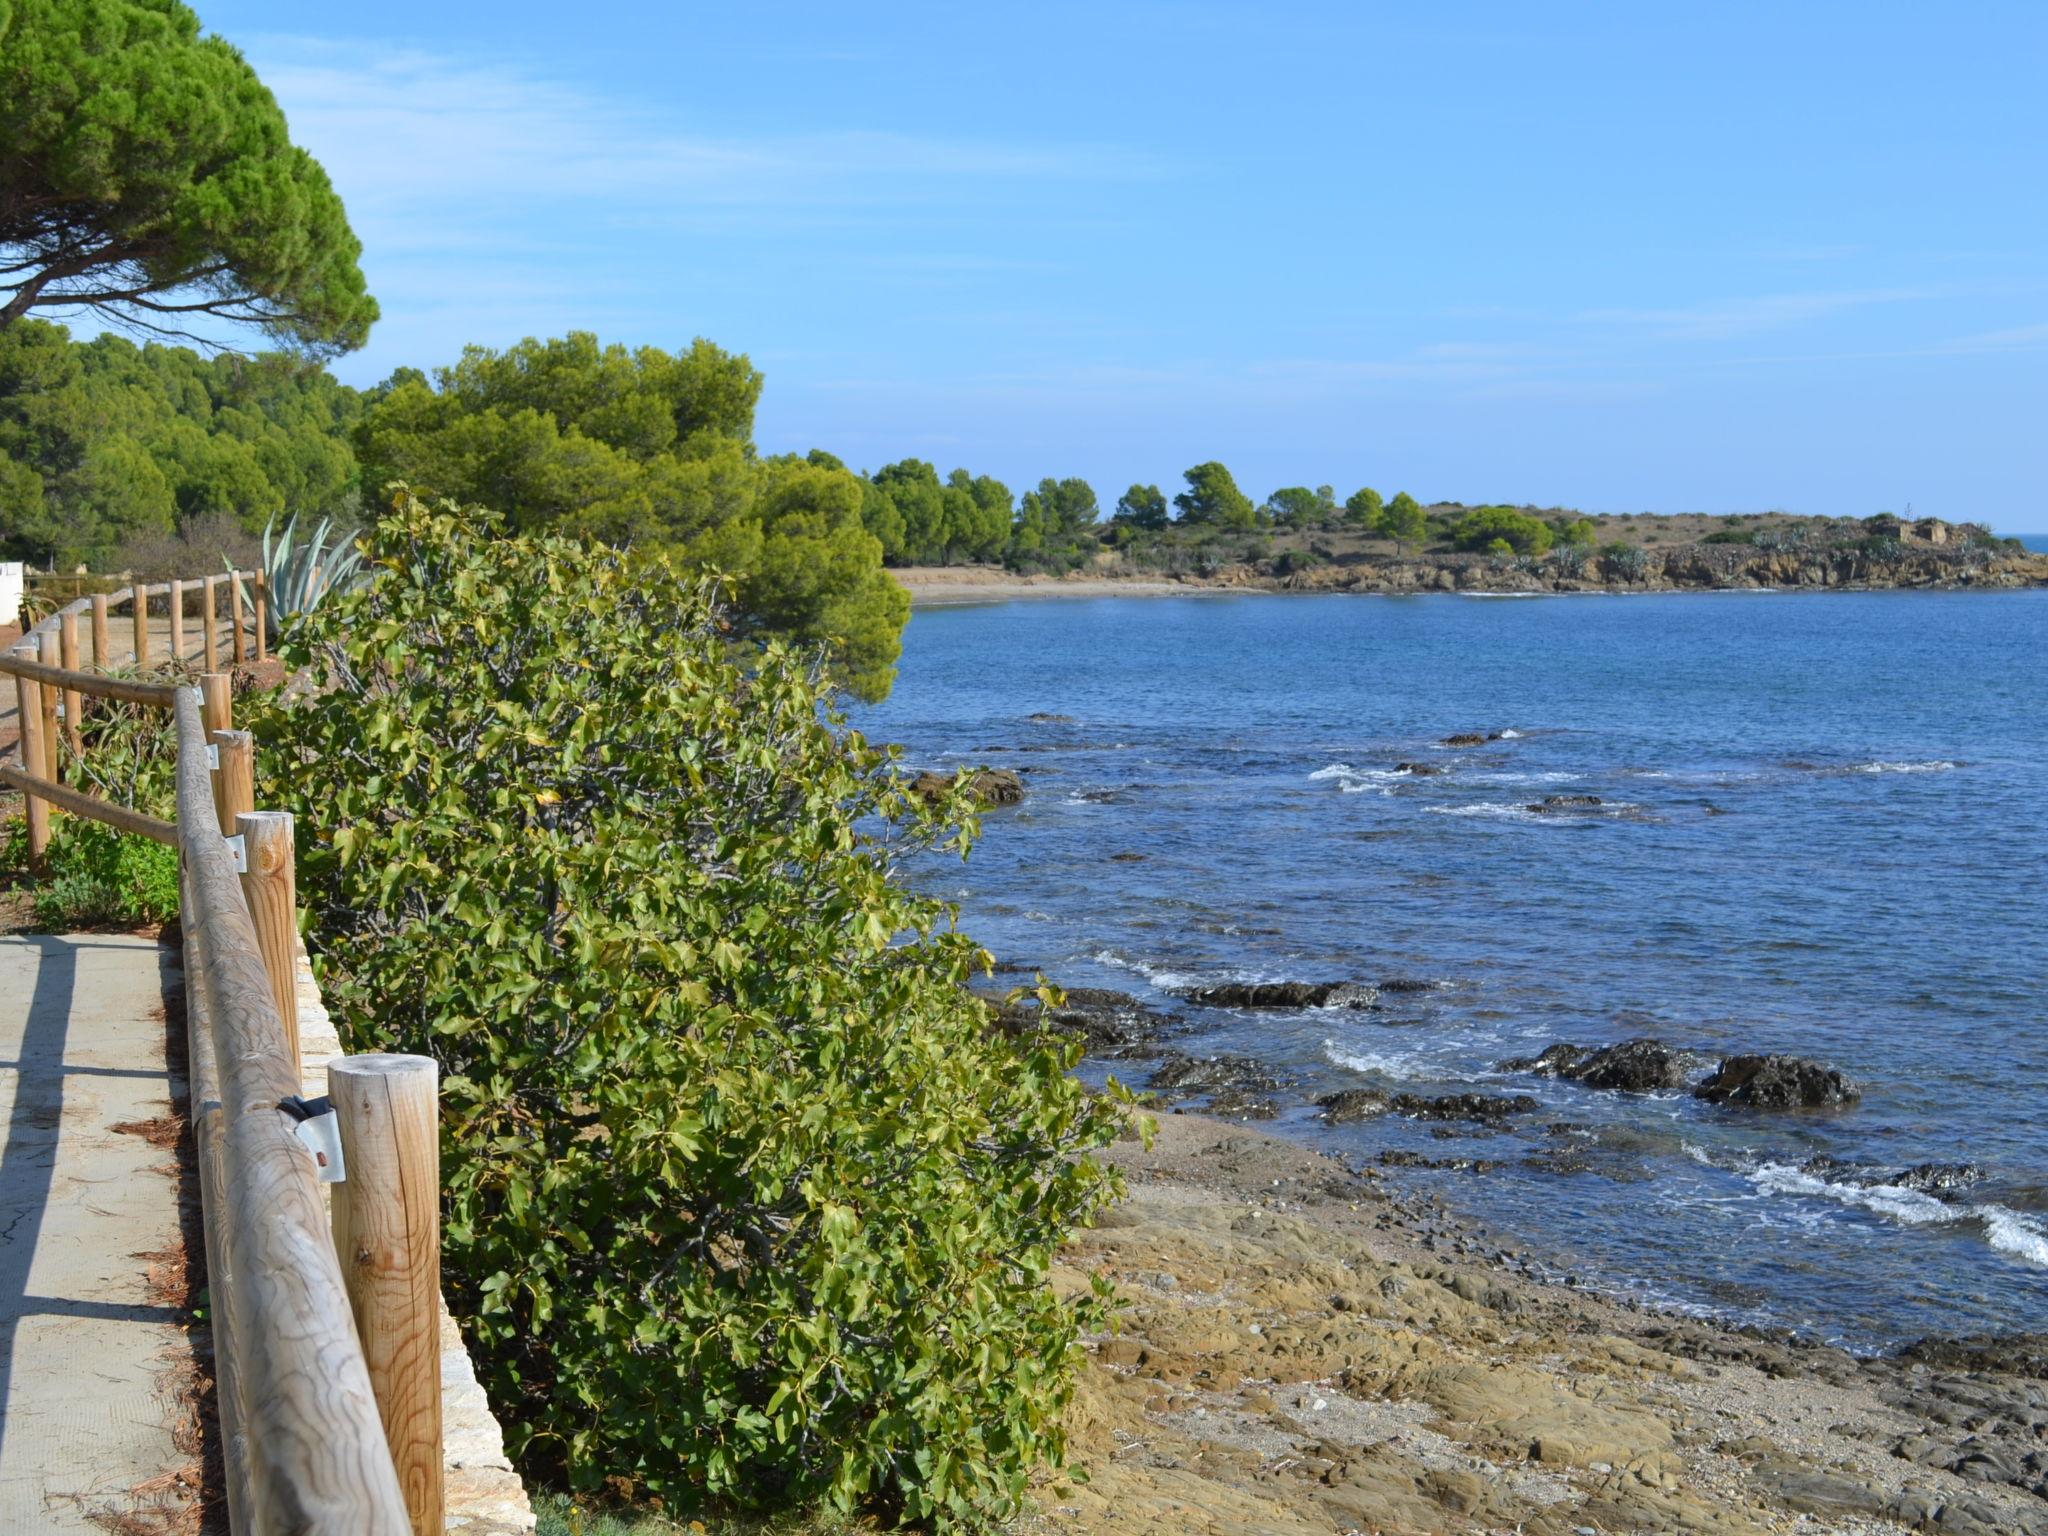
[0, 0, 377, 354]
[252, 493, 1128, 1528]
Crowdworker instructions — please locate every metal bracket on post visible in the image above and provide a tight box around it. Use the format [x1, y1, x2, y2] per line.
[205, 741, 220, 769]
[279, 1095, 346, 1183]
[222, 832, 246, 873]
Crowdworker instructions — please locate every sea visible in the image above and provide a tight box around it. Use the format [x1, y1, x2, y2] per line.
[856, 587, 2048, 1349]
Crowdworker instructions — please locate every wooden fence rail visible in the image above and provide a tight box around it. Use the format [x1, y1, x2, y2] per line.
[5, 581, 439, 1535]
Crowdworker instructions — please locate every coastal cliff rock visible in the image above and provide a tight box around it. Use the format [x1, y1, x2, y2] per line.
[1694, 1053, 1861, 1108]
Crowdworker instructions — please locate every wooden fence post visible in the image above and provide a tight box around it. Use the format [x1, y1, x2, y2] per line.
[133, 584, 150, 669]
[253, 574, 268, 662]
[203, 575, 221, 671]
[235, 811, 300, 1075]
[327, 1053, 443, 1536]
[58, 611, 82, 756]
[169, 579, 185, 662]
[199, 672, 233, 738]
[211, 729, 253, 839]
[230, 571, 248, 665]
[10, 645, 48, 865]
[36, 632, 60, 781]
[91, 592, 109, 671]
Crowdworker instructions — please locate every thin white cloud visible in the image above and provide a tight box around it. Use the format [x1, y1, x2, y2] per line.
[248, 34, 1164, 247]
[1574, 289, 1926, 341]
[1936, 321, 2048, 352]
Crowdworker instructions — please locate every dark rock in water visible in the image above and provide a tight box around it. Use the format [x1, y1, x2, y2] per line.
[1183, 980, 1379, 1010]
[1145, 1051, 1280, 1119]
[988, 985, 1178, 1057]
[1895, 1161, 1985, 1193]
[1527, 793, 1604, 813]
[1800, 1155, 1983, 1195]
[1108, 851, 1148, 862]
[1440, 732, 1489, 747]
[909, 767, 1025, 806]
[1377, 976, 1445, 993]
[1025, 712, 1073, 722]
[1389, 1091, 1538, 1124]
[1316, 1089, 1392, 1124]
[1070, 788, 1127, 804]
[1500, 1042, 1589, 1075]
[1394, 762, 1447, 776]
[1568, 1037, 1705, 1091]
[1695, 1053, 1861, 1109]
[1379, 1148, 1497, 1172]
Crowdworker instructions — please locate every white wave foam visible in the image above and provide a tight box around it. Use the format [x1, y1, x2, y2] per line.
[1424, 802, 1536, 819]
[1468, 770, 1583, 785]
[1851, 760, 1958, 774]
[1983, 1206, 2048, 1266]
[1321, 1039, 1418, 1077]
[1310, 762, 1403, 795]
[1495, 729, 1522, 738]
[1089, 948, 1210, 993]
[1746, 1163, 2048, 1268]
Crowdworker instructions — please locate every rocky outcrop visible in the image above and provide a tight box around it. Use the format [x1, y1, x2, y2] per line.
[1183, 981, 1379, 1010]
[1145, 1052, 1280, 1119]
[1503, 1037, 1705, 1092]
[909, 767, 1025, 806]
[1315, 1089, 1391, 1124]
[989, 985, 1179, 1057]
[1694, 1053, 1861, 1109]
[1800, 1156, 1982, 1194]
[1390, 1091, 1538, 1124]
[1528, 793, 1603, 813]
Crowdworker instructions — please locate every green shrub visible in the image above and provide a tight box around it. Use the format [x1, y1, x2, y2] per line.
[251, 494, 1126, 1528]
[2, 817, 180, 928]
[1450, 505, 1553, 556]
[1702, 528, 1755, 545]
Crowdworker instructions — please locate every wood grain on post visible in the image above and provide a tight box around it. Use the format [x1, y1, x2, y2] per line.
[58, 612, 82, 755]
[253, 574, 268, 662]
[203, 574, 221, 671]
[56, 614, 83, 752]
[133, 583, 150, 669]
[11, 647, 49, 864]
[91, 592, 110, 671]
[328, 1053, 444, 1536]
[235, 812, 300, 1074]
[200, 671, 233, 738]
[230, 571, 248, 665]
[35, 632, 60, 781]
[171, 690, 413, 1533]
[211, 729, 254, 839]
[169, 578, 185, 662]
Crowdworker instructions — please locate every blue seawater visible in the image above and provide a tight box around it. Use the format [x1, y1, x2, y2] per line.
[857, 590, 2048, 1346]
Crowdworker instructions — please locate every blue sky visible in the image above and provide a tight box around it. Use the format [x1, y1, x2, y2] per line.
[204, 1, 2046, 524]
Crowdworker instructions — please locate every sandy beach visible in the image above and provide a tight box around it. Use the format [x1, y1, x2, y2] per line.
[1041, 1111, 2046, 1536]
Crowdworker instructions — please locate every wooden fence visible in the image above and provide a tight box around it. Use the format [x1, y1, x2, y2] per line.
[4, 579, 443, 1536]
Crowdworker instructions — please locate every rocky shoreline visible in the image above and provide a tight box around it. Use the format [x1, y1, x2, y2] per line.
[896, 537, 2048, 607]
[1044, 1110, 2048, 1536]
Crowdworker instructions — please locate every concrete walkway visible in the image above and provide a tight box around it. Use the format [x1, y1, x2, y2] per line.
[0, 933, 195, 1530]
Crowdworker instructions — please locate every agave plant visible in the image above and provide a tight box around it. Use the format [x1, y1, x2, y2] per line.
[251, 511, 366, 642]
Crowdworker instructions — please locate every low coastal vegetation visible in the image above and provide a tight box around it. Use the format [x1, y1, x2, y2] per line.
[242, 495, 1130, 1527]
